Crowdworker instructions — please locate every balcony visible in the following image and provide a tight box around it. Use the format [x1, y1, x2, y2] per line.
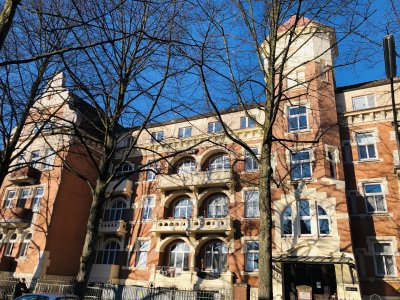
[98, 220, 127, 236]
[89, 264, 120, 283]
[158, 170, 231, 191]
[9, 166, 41, 185]
[151, 217, 232, 235]
[105, 179, 133, 198]
[0, 208, 33, 229]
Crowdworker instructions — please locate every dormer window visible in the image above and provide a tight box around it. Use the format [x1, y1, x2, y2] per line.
[151, 131, 164, 143]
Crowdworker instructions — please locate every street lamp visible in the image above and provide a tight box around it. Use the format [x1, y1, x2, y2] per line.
[383, 35, 400, 170]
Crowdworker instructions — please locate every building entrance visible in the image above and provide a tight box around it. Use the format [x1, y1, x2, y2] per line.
[283, 263, 337, 300]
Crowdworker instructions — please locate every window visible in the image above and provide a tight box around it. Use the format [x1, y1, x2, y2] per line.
[174, 198, 192, 219]
[208, 121, 223, 133]
[240, 116, 256, 129]
[176, 159, 196, 174]
[245, 191, 259, 218]
[245, 241, 259, 272]
[17, 189, 30, 208]
[135, 240, 150, 268]
[17, 154, 26, 166]
[352, 94, 375, 111]
[115, 163, 134, 175]
[178, 126, 192, 138]
[151, 131, 164, 143]
[207, 194, 228, 218]
[4, 233, 17, 256]
[169, 242, 190, 269]
[19, 233, 32, 257]
[282, 206, 293, 235]
[3, 190, 15, 208]
[107, 200, 126, 221]
[356, 133, 376, 160]
[373, 242, 396, 276]
[320, 63, 328, 81]
[43, 149, 55, 170]
[209, 154, 230, 171]
[205, 241, 228, 271]
[146, 161, 157, 181]
[290, 150, 312, 180]
[119, 136, 133, 148]
[364, 183, 386, 213]
[327, 149, 337, 178]
[287, 71, 305, 88]
[245, 148, 258, 172]
[32, 187, 44, 211]
[102, 240, 120, 264]
[30, 150, 40, 169]
[298, 201, 311, 235]
[317, 206, 330, 235]
[288, 106, 308, 132]
[142, 197, 154, 220]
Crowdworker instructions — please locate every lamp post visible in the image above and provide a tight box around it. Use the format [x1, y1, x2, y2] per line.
[383, 35, 400, 169]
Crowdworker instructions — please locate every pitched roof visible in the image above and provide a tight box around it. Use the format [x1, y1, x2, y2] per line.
[277, 15, 323, 32]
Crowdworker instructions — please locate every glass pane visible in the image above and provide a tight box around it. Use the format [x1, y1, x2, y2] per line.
[367, 145, 376, 158]
[317, 206, 327, 215]
[365, 184, 382, 193]
[299, 116, 307, 129]
[300, 219, 311, 234]
[299, 201, 310, 216]
[319, 219, 330, 234]
[288, 117, 298, 131]
[385, 256, 395, 275]
[302, 163, 311, 177]
[283, 220, 292, 234]
[366, 196, 376, 212]
[374, 256, 385, 275]
[247, 241, 259, 251]
[376, 196, 385, 211]
[359, 146, 367, 159]
[240, 117, 246, 128]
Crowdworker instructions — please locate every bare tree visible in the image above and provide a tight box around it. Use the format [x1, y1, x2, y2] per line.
[0, 0, 20, 51]
[182, 1, 373, 299]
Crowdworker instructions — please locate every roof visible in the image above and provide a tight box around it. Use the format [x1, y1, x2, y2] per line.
[336, 77, 400, 93]
[278, 15, 324, 32]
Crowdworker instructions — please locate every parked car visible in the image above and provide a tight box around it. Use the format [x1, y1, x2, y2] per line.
[15, 293, 79, 300]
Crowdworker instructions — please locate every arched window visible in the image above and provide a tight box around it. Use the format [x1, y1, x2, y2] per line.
[317, 205, 330, 235]
[4, 233, 17, 256]
[207, 194, 228, 218]
[282, 206, 293, 235]
[169, 242, 190, 269]
[19, 233, 32, 257]
[102, 241, 120, 264]
[176, 159, 196, 174]
[174, 198, 192, 219]
[204, 241, 228, 271]
[106, 200, 126, 221]
[209, 154, 230, 171]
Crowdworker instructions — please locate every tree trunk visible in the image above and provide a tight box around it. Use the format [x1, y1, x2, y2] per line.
[75, 181, 106, 299]
[0, 0, 20, 51]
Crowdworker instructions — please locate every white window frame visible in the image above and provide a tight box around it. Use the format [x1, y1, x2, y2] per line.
[352, 94, 376, 111]
[317, 205, 331, 236]
[245, 148, 259, 172]
[142, 197, 155, 220]
[151, 131, 164, 143]
[372, 241, 396, 277]
[245, 191, 259, 218]
[4, 233, 17, 257]
[30, 150, 41, 169]
[32, 187, 44, 211]
[364, 183, 386, 213]
[3, 190, 15, 208]
[178, 126, 192, 138]
[173, 198, 192, 219]
[327, 149, 337, 179]
[245, 241, 259, 272]
[115, 163, 134, 175]
[288, 105, 308, 132]
[281, 206, 293, 236]
[208, 121, 223, 133]
[107, 200, 126, 221]
[209, 154, 230, 172]
[356, 133, 377, 161]
[290, 149, 312, 180]
[146, 161, 157, 181]
[102, 240, 120, 265]
[135, 240, 150, 268]
[207, 194, 228, 218]
[169, 242, 190, 269]
[240, 116, 256, 129]
[43, 149, 55, 170]
[176, 159, 196, 174]
[17, 189, 30, 208]
[18, 233, 32, 258]
[298, 200, 312, 236]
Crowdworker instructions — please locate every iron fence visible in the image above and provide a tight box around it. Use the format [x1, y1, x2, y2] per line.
[0, 275, 232, 300]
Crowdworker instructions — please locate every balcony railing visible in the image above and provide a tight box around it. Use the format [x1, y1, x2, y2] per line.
[151, 217, 232, 235]
[98, 220, 127, 236]
[105, 179, 133, 198]
[0, 208, 33, 229]
[158, 170, 232, 191]
[9, 166, 41, 185]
